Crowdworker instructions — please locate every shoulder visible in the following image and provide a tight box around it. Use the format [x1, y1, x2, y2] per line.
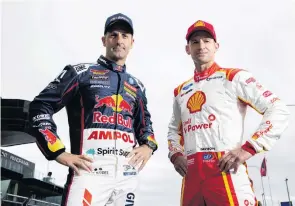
[126, 73, 145, 92]
[68, 62, 97, 75]
[174, 78, 194, 97]
[217, 67, 253, 83]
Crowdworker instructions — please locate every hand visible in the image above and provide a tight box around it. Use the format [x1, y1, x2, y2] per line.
[127, 145, 153, 171]
[55, 152, 93, 175]
[218, 148, 253, 173]
[173, 156, 188, 177]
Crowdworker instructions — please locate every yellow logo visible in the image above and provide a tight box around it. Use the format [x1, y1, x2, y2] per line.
[147, 135, 158, 146]
[39, 129, 65, 152]
[187, 91, 206, 113]
[194, 20, 205, 27]
[94, 95, 133, 114]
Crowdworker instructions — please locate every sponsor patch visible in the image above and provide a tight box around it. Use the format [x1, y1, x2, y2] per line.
[73, 64, 88, 74]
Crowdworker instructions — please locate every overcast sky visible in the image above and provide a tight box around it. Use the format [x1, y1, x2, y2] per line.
[1, 0, 295, 205]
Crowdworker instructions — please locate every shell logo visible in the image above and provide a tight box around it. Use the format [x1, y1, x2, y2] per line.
[194, 20, 205, 27]
[187, 91, 206, 113]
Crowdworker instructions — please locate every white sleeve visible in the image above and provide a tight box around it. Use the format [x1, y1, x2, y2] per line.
[232, 70, 289, 154]
[167, 89, 184, 161]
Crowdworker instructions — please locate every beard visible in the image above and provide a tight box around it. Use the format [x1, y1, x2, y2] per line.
[108, 46, 127, 61]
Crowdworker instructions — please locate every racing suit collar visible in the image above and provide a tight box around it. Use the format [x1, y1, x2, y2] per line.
[97, 55, 126, 72]
[194, 62, 219, 82]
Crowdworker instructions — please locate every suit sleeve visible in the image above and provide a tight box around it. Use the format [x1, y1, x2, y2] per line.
[232, 70, 289, 155]
[133, 85, 158, 152]
[28, 65, 82, 160]
[167, 87, 185, 163]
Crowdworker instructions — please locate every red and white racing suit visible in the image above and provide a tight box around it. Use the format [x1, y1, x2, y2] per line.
[167, 63, 289, 206]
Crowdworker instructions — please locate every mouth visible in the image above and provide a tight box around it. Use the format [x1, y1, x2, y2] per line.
[197, 53, 206, 56]
[112, 47, 125, 52]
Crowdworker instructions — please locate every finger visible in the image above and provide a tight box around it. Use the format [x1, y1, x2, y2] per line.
[176, 166, 186, 177]
[178, 160, 188, 174]
[223, 159, 235, 172]
[181, 163, 188, 175]
[127, 150, 136, 158]
[138, 159, 147, 171]
[69, 164, 80, 176]
[219, 155, 232, 171]
[218, 152, 230, 165]
[77, 160, 91, 172]
[128, 154, 140, 165]
[132, 156, 144, 168]
[80, 155, 94, 162]
[83, 160, 93, 171]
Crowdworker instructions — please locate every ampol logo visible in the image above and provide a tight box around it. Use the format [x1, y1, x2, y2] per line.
[87, 130, 134, 143]
[39, 128, 65, 152]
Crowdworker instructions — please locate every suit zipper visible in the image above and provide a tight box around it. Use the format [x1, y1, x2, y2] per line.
[114, 72, 121, 177]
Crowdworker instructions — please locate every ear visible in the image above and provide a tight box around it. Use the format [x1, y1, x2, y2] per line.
[130, 38, 134, 49]
[215, 42, 219, 51]
[102, 36, 106, 47]
[185, 44, 191, 55]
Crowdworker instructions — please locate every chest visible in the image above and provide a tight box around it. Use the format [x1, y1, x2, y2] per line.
[79, 70, 139, 112]
[178, 75, 236, 114]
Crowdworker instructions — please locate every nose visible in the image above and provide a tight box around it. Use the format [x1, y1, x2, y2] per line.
[199, 40, 206, 49]
[116, 33, 124, 44]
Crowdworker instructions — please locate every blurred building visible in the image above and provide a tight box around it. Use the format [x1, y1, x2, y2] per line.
[1, 98, 63, 205]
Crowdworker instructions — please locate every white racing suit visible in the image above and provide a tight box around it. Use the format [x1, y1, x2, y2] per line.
[167, 63, 289, 206]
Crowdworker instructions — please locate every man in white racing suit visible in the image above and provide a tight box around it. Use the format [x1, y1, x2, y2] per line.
[167, 20, 289, 205]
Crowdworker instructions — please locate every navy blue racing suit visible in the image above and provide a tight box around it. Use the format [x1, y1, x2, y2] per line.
[28, 55, 158, 206]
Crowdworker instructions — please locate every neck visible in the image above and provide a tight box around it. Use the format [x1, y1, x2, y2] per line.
[105, 55, 126, 66]
[194, 60, 215, 73]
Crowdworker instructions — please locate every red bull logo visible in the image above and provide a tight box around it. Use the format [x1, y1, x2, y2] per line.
[39, 129, 65, 152]
[87, 130, 134, 143]
[94, 95, 133, 115]
[93, 112, 132, 129]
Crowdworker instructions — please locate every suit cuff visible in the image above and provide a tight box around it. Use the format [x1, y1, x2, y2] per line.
[242, 141, 256, 156]
[51, 148, 66, 161]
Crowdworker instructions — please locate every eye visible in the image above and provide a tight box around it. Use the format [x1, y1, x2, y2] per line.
[122, 33, 128, 38]
[110, 33, 117, 37]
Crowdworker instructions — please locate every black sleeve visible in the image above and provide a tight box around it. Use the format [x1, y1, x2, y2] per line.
[28, 65, 84, 160]
[133, 85, 158, 152]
